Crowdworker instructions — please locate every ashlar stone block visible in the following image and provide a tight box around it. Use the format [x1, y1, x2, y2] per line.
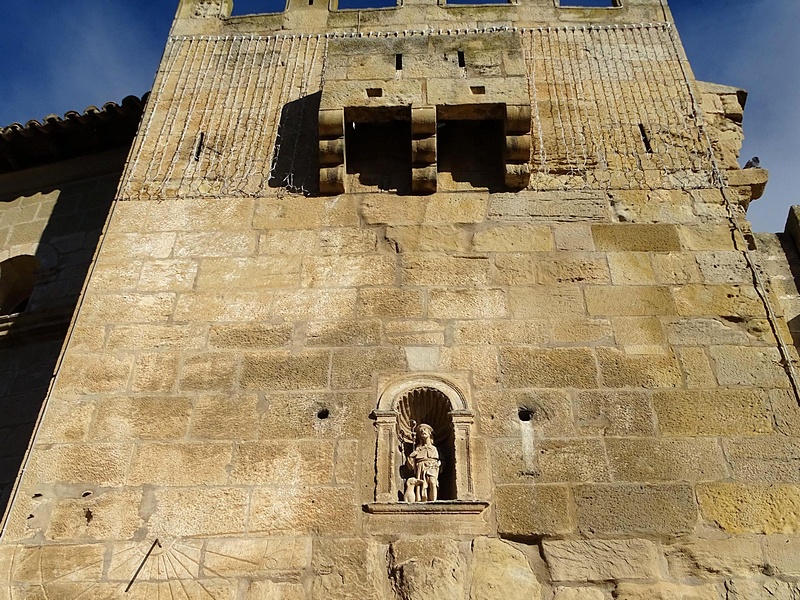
[698, 483, 800, 534]
[575, 484, 697, 536]
[543, 539, 661, 582]
[653, 390, 773, 436]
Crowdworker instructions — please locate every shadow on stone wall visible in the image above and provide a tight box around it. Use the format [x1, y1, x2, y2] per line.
[0, 174, 118, 517]
[268, 92, 321, 196]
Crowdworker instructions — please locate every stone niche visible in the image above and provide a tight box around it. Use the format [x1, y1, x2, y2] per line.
[368, 376, 487, 514]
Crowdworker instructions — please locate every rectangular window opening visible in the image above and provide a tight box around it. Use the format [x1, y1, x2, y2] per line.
[230, 0, 287, 15]
[396, 54, 403, 71]
[437, 110, 504, 191]
[337, 0, 397, 8]
[558, 0, 620, 7]
[458, 51, 466, 68]
[366, 88, 383, 98]
[345, 107, 411, 193]
[470, 86, 486, 95]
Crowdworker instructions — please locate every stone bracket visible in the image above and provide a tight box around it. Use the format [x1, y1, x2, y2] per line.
[504, 104, 531, 190]
[318, 108, 345, 195]
[411, 106, 437, 195]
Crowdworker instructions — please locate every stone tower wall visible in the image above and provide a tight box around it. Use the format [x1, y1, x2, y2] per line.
[1, 1, 798, 598]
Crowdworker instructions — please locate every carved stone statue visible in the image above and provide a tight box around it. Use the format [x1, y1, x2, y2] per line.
[403, 423, 441, 502]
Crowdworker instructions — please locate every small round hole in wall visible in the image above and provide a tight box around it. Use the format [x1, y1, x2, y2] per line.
[82, 491, 92, 498]
[317, 408, 330, 420]
[518, 407, 534, 422]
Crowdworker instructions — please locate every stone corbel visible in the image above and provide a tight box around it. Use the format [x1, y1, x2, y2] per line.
[411, 106, 437, 195]
[725, 168, 768, 210]
[505, 104, 532, 190]
[319, 108, 346, 195]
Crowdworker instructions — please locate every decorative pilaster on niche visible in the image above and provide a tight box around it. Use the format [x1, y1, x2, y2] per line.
[366, 376, 488, 515]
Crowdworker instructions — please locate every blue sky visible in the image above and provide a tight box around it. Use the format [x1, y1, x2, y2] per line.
[0, 0, 796, 233]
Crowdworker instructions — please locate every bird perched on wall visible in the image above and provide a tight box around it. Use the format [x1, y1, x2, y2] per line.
[744, 156, 760, 169]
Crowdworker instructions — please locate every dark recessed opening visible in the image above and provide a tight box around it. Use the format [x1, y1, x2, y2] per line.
[518, 407, 534, 422]
[638, 123, 653, 154]
[230, 0, 287, 15]
[309, 0, 313, 5]
[436, 110, 504, 191]
[317, 408, 330, 420]
[458, 51, 466, 67]
[81, 491, 93, 498]
[366, 88, 383, 98]
[0, 255, 39, 317]
[345, 107, 412, 193]
[559, 0, 619, 6]
[470, 85, 486, 95]
[396, 53, 403, 71]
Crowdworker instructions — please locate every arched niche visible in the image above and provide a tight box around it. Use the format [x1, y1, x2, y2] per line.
[0, 255, 39, 316]
[372, 376, 477, 503]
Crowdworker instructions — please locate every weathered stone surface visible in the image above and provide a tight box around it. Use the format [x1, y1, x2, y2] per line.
[230, 440, 334, 485]
[653, 390, 773, 436]
[612, 317, 666, 354]
[387, 224, 470, 252]
[509, 286, 585, 318]
[607, 252, 655, 285]
[575, 484, 697, 535]
[575, 391, 655, 436]
[615, 582, 718, 600]
[678, 347, 717, 388]
[538, 256, 610, 285]
[453, 320, 550, 346]
[248, 581, 306, 600]
[765, 535, 800, 575]
[543, 539, 661, 582]
[592, 224, 681, 252]
[553, 587, 605, 600]
[357, 288, 425, 318]
[475, 389, 574, 438]
[724, 578, 800, 600]
[47, 489, 143, 541]
[9, 544, 106, 583]
[204, 538, 309, 576]
[606, 438, 727, 482]
[428, 289, 507, 319]
[260, 392, 372, 439]
[402, 254, 490, 286]
[91, 396, 191, 441]
[250, 487, 356, 535]
[241, 351, 330, 390]
[597, 347, 682, 388]
[496, 484, 574, 535]
[390, 538, 465, 600]
[492, 438, 609, 484]
[665, 537, 764, 578]
[672, 284, 764, 317]
[723, 438, 800, 483]
[129, 443, 232, 485]
[586, 286, 676, 316]
[470, 537, 540, 600]
[149, 488, 248, 536]
[501, 347, 597, 388]
[472, 224, 553, 252]
[189, 394, 260, 440]
[330, 347, 406, 388]
[312, 538, 388, 600]
[709, 345, 789, 388]
[698, 483, 800, 534]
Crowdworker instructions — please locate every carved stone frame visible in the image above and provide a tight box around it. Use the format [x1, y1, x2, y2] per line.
[372, 376, 477, 503]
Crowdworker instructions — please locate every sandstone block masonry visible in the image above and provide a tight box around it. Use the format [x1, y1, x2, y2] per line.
[1, 0, 799, 598]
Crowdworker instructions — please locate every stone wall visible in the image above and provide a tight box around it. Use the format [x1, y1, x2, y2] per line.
[0, 152, 126, 517]
[2, 1, 800, 599]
